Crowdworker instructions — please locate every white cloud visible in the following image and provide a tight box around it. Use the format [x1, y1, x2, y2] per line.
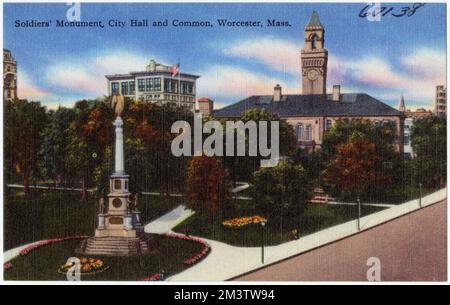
[328, 49, 446, 103]
[223, 37, 300, 75]
[45, 50, 152, 95]
[17, 69, 52, 100]
[196, 65, 298, 101]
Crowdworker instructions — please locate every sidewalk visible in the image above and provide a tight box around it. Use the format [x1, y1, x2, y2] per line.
[167, 188, 446, 281]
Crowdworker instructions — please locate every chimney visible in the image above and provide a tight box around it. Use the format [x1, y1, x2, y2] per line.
[197, 97, 214, 116]
[273, 84, 282, 102]
[332, 85, 341, 102]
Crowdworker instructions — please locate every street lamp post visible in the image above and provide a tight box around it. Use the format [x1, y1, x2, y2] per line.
[261, 220, 266, 264]
[357, 195, 361, 231]
[419, 183, 422, 208]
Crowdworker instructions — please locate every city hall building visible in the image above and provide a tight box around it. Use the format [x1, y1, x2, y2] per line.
[105, 59, 199, 112]
[213, 11, 405, 153]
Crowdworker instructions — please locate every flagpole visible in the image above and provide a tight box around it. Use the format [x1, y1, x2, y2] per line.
[178, 61, 181, 107]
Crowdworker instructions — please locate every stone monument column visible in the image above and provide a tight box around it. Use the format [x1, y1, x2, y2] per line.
[113, 116, 125, 175]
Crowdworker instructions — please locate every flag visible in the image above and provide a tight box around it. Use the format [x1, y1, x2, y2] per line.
[170, 62, 180, 77]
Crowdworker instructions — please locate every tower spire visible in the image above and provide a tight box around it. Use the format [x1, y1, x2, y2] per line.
[398, 93, 406, 112]
[307, 10, 323, 28]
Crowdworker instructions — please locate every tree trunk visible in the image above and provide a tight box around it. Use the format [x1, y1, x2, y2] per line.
[80, 177, 86, 202]
[23, 172, 30, 195]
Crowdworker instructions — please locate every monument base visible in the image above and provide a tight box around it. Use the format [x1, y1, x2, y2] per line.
[77, 233, 157, 256]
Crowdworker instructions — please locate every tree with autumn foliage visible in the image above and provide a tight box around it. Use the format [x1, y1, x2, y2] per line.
[4, 98, 48, 194]
[321, 118, 403, 201]
[186, 156, 232, 224]
[323, 137, 389, 198]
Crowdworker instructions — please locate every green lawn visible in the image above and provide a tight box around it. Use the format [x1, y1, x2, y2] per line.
[4, 237, 201, 281]
[174, 200, 385, 247]
[4, 189, 181, 250]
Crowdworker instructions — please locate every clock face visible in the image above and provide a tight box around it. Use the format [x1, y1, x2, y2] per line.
[307, 69, 319, 81]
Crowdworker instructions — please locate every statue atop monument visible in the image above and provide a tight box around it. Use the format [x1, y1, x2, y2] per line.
[111, 93, 125, 117]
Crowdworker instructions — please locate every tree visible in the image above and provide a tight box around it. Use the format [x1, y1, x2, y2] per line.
[322, 137, 387, 198]
[40, 106, 76, 185]
[411, 117, 446, 188]
[321, 118, 401, 201]
[64, 99, 112, 201]
[186, 156, 232, 224]
[222, 108, 297, 181]
[4, 99, 48, 194]
[252, 160, 312, 234]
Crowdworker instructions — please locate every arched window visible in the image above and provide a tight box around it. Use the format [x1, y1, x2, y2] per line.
[295, 124, 303, 142]
[305, 124, 313, 141]
[310, 34, 318, 49]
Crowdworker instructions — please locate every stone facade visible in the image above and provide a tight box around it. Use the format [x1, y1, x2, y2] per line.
[286, 115, 404, 153]
[3, 49, 18, 101]
[301, 11, 328, 95]
[105, 59, 199, 112]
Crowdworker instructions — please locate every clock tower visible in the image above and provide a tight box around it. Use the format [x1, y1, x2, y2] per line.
[301, 11, 328, 95]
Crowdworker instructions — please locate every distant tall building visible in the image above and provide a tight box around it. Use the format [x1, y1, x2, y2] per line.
[3, 49, 18, 101]
[434, 85, 446, 117]
[397, 94, 406, 112]
[403, 117, 414, 158]
[105, 59, 199, 112]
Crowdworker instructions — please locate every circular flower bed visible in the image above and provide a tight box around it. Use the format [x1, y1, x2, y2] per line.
[222, 216, 267, 228]
[19, 236, 89, 256]
[164, 233, 210, 265]
[58, 257, 109, 275]
[142, 273, 164, 281]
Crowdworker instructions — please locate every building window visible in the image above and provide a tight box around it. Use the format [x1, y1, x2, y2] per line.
[326, 119, 332, 130]
[295, 124, 303, 142]
[138, 79, 145, 92]
[305, 124, 313, 141]
[404, 135, 410, 145]
[121, 82, 128, 95]
[146, 78, 153, 91]
[111, 82, 119, 95]
[311, 34, 318, 49]
[129, 81, 135, 95]
[154, 78, 161, 91]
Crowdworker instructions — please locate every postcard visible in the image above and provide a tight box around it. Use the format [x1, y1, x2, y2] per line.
[2, 1, 447, 288]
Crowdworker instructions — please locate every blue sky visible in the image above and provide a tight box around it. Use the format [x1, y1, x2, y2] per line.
[4, 2, 447, 110]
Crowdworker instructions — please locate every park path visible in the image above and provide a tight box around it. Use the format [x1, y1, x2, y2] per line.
[144, 205, 195, 234]
[166, 188, 446, 281]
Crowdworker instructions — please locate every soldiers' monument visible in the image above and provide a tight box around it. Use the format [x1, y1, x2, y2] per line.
[78, 94, 156, 256]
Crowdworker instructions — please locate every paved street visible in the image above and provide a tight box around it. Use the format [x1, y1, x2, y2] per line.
[234, 199, 447, 282]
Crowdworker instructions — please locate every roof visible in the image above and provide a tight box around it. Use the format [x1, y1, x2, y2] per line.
[105, 71, 200, 80]
[306, 11, 323, 28]
[213, 93, 403, 118]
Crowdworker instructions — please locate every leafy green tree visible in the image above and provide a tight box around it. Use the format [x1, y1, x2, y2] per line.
[221, 108, 297, 181]
[4, 99, 48, 194]
[252, 160, 312, 234]
[411, 117, 446, 188]
[40, 106, 76, 184]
